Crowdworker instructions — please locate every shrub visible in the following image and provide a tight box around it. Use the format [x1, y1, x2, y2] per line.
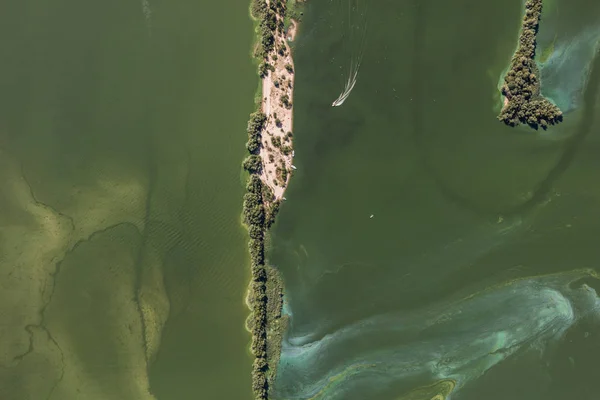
[271, 136, 282, 148]
[281, 145, 292, 155]
[280, 93, 291, 109]
[281, 167, 288, 184]
[259, 62, 270, 78]
[276, 162, 288, 185]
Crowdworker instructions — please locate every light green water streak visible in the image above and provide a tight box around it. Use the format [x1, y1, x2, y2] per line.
[0, 0, 256, 399]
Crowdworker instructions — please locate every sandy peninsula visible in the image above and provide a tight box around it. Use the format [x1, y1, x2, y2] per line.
[259, 19, 298, 201]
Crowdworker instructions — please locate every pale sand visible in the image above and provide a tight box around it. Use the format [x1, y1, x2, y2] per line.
[259, 19, 298, 201]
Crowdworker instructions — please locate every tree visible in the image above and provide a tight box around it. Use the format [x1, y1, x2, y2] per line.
[243, 155, 263, 174]
[246, 136, 261, 154]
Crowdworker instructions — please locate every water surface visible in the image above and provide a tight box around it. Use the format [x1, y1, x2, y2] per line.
[271, 0, 600, 399]
[0, 0, 256, 399]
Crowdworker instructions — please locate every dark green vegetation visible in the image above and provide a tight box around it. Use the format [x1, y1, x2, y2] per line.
[276, 161, 288, 186]
[246, 0, 302, 398]
[242, 173, 286, 400]
[242, 172, 274, 400]
[247, 112, 267, 154]
[498, 0, 563, 129]
[243, 155, 264, 174]
[252, 0, 287, 61]
[280, 94, 292, 109]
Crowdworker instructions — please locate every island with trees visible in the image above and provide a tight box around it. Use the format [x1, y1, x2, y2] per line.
[243, 0, 303, 399]
[498, 0, 563, 129]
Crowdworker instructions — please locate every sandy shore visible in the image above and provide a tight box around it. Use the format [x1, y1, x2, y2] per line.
[259, 20, 298, 201]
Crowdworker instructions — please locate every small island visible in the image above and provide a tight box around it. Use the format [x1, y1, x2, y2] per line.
[242, 0, 303, 399]
[498, 0, 563, 129]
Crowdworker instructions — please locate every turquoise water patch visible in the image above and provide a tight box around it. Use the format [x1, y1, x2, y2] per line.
[273, 271, 600, 400]
[538, 27, 600, 113]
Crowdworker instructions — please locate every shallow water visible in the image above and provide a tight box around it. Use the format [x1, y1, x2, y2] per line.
[275, 270, 600, 400]
[0, 0, 256, 399]
[537, 0, 600, 114]
[271, 0, 600, 399]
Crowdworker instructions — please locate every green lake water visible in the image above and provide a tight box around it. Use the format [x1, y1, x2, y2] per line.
[0, 0, 256, 399]
[2, 0, 600, 399]
[271, 0, 600, 399]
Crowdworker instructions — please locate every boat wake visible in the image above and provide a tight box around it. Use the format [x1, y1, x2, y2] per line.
[331, 0, 368, 107]
[142, 0, 152, 36]
[332, 59, 359, 106]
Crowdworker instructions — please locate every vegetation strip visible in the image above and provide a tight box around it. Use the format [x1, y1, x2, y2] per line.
[498, 0, 563, 129]
[244, 0, 303, 398]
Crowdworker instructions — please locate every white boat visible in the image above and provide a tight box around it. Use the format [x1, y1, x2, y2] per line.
[291, 165, 297, 170]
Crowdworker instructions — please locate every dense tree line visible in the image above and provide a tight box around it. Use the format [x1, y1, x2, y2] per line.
[242, 171, 270, 399]
[498, 0, 563, 129]
[245, 1, 303, 398]
[245, 4, 286, 398]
